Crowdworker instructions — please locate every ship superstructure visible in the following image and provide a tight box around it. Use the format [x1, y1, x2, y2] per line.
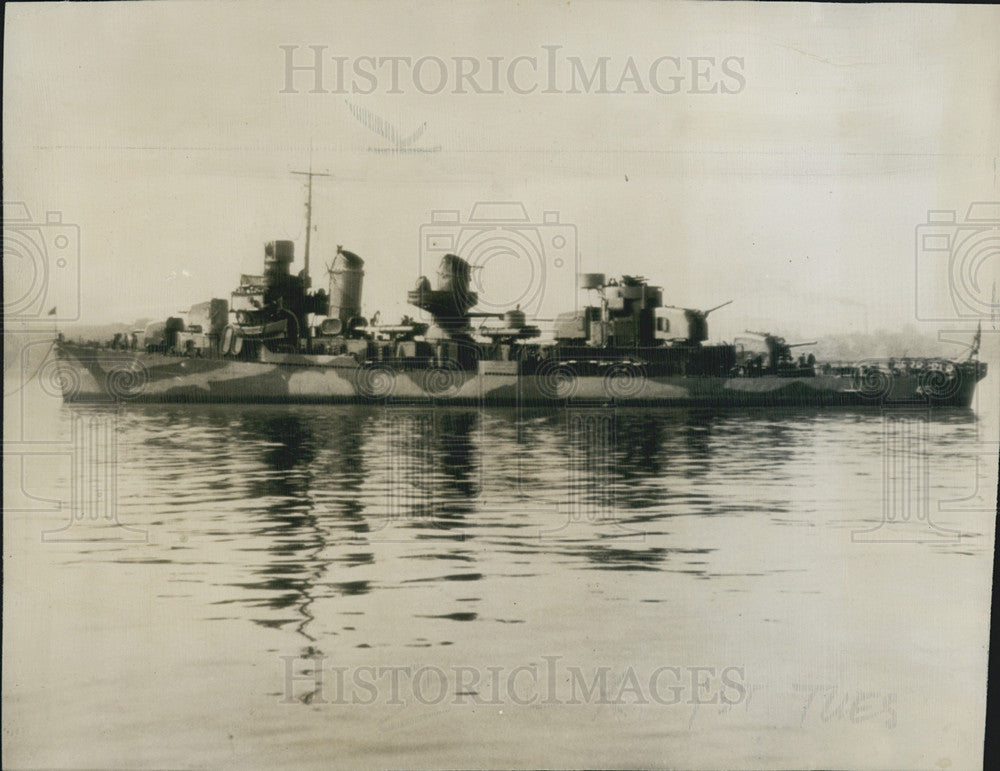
[53, 178, 988, 406]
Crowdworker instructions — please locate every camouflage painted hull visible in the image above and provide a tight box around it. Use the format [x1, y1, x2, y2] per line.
[52, 343, 984, 408]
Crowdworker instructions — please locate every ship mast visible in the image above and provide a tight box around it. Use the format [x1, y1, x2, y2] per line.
[291, 166, 331, 289]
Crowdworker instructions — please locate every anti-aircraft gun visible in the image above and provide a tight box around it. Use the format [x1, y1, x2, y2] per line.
[743, 331, 817, 376]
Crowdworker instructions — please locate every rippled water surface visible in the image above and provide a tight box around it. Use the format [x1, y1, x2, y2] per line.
[4, 367, 997, 769]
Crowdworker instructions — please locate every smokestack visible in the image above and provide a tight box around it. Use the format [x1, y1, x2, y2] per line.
[327, 246, 365, 325]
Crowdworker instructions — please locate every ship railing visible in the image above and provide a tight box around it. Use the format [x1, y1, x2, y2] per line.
[818, 358, 961, 377]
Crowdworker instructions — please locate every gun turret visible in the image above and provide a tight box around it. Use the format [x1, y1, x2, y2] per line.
[661, 300, 733, 344]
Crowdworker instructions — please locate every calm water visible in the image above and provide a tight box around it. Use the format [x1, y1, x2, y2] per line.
[4, 357, 997, 769]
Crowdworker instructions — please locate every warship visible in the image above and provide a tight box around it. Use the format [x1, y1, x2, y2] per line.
[53, 189, 986, 408]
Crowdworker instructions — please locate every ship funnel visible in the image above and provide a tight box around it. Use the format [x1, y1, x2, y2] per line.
[264, 240, 294, 280]
[328, 246, 365, 325]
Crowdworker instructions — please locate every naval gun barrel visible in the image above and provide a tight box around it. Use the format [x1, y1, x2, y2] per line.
[663, 299, 733, 317]
[703, 299, 734, 316]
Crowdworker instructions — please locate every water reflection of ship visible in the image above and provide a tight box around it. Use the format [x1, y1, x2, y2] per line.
[234, 412, 325, 648]
[223, 408, 486, 647]
[216, 405, 980, 635]
[382, 410, 480, 532]
[310, 409, 378, 598]
[234, 410, 380, 650]
[563, 407, 718, 493]
[506, 408, 719, 571]
[531, 407, 870, 572]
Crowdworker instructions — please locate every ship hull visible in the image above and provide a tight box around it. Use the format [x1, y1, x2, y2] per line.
[53, 343, 985, 408]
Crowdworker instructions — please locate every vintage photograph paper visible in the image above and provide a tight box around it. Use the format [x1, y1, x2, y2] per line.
[4, 1, 999, 769]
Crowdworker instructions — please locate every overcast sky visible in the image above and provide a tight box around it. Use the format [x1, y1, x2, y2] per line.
[5, 0, 998, 343]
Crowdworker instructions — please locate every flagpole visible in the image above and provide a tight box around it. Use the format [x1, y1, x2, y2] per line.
[47, 306, 63, 342]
